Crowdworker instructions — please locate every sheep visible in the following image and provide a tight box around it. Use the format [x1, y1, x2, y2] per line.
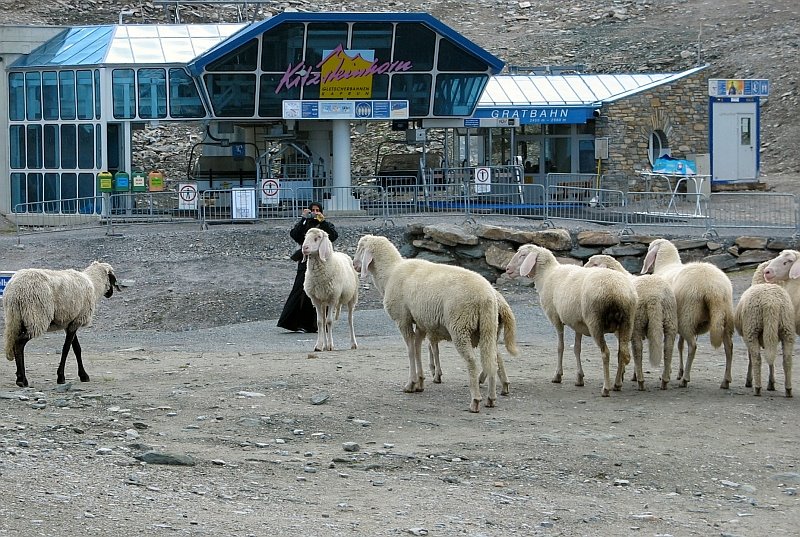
[640, 238, 735, 389]
[734, 261, 793, 397]
[353, 234, 507, 412]
[584, 254, 678, 390]
[762, 249, 800, 334]
[426, 288, 519, 396]
[505, 244, 637, 397]
[3, 261, 120, 387]
[301, 227, 359, 352]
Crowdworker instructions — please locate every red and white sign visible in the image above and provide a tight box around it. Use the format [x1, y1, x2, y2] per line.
[261, 178, 280, 205]
[178, 183, 198, 210]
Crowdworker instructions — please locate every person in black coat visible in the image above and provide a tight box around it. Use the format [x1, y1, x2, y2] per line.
[277, 201, 338, 332]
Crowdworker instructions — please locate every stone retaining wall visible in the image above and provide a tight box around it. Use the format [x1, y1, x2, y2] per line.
[401, 222, 798, 282]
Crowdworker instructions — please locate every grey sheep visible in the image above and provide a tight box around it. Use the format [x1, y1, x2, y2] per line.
[4, 261, 120, 387]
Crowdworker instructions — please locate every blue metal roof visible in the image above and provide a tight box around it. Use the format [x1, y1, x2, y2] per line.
[10, 23, 246, 68]
[187, 12, 505, 76]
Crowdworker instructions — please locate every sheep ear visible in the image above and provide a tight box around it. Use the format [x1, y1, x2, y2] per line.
[358, 249, 373, 280]
[319, 236, 332, 262]
[641, 244, 659, 274]
[790, 259, 800, 279]
[519, 251, 538, 277]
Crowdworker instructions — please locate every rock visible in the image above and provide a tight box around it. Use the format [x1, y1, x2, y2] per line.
[342, 442, 360, 452]
[310, 392, 330, 405]
[423, 223, 479, 246]
[576, 230, 619, 246]
[735, 236, 768, 250]
[134, 451, 197, 466]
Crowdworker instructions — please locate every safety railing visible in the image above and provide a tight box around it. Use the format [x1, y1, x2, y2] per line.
[707, 192, 798, 237]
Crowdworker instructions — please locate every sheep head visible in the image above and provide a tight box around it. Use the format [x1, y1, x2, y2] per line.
[506, 244, 541, 278]
[763, 249, 800, 283]
[641, 238, 672, 274]
[585, 254, 615, 270]
[302, 228, 332, 262]
[87, 261, 121, 298]
[353, 235, 376, 280]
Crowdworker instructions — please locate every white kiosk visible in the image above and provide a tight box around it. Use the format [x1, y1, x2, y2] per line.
[708, 78, 769, 185]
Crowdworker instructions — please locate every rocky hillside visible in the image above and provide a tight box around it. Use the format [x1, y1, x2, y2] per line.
[4, 0, 797, 180]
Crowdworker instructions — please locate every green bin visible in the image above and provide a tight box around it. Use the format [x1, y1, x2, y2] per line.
[131, 171, 147, 192]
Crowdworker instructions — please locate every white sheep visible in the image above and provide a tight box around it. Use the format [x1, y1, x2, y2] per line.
[505, 244, 637, 397]
[353, 234, 506, 412]
[641, 238, 735, 389]
[584, 254, 678, 390]
[763, 249, 800, 335]
[301, 227, 359, 352]
[426, 288, 519, 396]
[734, 261, 793, 397]
[3, 261, 120, 387]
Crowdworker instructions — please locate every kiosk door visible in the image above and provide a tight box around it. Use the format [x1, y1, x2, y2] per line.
[712, 101, 757, 181]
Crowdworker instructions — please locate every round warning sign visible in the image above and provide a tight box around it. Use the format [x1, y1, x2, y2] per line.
[262, 178, 280, 205]
[178, 183, 198, 209]
[475, 166, 492, 193]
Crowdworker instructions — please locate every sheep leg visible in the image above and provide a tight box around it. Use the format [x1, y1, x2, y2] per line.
[782, 343, 793, 398]
[573, 332, 585, 387]
[720, 333, 734, 389]
[454, 338, 482, 413]
[751, 347, 763, 396]
[679, 336, 697, 387]
[745, 355, 753, 388]
[631, 337, 645, 390]
[661, 331, 675, 390]
[58, 329, 89, 384]
[496, 352, 510, 396]
[428, 341, 442, 384]
[766, 361, 776, 392]
[312, 303, 326, 352]
[13, 337, 30, 388]
[676, 336, 685, 380]
[323, 305, 335, 351]
[552, 325, 565, 383]
[595, 334, 611, 397]
[346, 302, 358, 350]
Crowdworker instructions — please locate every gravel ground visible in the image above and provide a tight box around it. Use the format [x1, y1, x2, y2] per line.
[1, 212, 798, 536]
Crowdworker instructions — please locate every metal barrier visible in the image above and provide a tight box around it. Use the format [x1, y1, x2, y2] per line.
[14, 196, 105, 242]
[707, 192, 798, 236]
[545, 185, 626, 227]
[462, 182, 546, 221]
[623, 190, 710, 234]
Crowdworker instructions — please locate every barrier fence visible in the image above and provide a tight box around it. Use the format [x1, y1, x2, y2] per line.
[12, 180, 800, 241]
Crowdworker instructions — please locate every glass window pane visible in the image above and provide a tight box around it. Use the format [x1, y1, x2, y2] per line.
[351, 23, 393, 65]
[138, 68, 167, 119]
[42, 71, 59, 120]
[78, 173, 98, 213]
[437, 39, 488, 72]
[44, 173, 60, 213]
[44, 125, 60, 169]
[78, 124, 94, 169]
[579, 139, 595, 173]
[305, 23, 348, 66]
[205, 74, 256, 117]
[169, 68, 205, 118]
[433, 74, 487, 116]
[394, 24, 434, 71]
[61, 173, 78, 214]
[94, 69, 102, 119]
[27, 173, 44, 210]
[112, 69, 136, 119]
[26, 125, 43, 169]
[391, 74, 431, 116]
[207, 38, 259, 71]
[259, 73, 299, 117]
[77, 70, 94, 120]
[10, 125, 26, 169]
[26, 72, 42, 121]
[96, 126, 102, 168]
[370, 74, 389, 99]
[61, 124, 77, 168]
[260, 23, 305, 72]
[545, 137, 571, 173]
[11, 173, 26, 212]
[59, 71, 76, 120]
[9, 73, 25, 121]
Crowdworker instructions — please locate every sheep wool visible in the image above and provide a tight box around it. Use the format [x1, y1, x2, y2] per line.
[301, 227, 359, 352]
[4, 261, 119, 387]
[585, 254, 678, 390]
[506, 244, 637, 397]
[353, 234, 507, 413]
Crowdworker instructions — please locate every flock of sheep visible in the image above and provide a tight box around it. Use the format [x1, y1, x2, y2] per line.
[3, 231, 797, 412]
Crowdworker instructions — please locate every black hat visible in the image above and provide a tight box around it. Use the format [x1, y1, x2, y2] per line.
[308, 201, 324, 212]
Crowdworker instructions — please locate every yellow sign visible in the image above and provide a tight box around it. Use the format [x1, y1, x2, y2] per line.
[319, 47, 375, 99]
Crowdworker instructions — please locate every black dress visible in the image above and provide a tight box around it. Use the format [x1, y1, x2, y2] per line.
[276, 216, 339, 332]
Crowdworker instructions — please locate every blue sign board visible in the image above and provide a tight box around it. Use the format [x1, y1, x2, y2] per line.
[283, 100, 409, 120]
[0, 271, 16, 297]
[708, 79, 769, 97]
[471, 107, 595, 124]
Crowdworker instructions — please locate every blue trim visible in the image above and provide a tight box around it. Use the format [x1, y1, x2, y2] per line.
[187, 12, 504, 76]
[472, 106, 596, 124]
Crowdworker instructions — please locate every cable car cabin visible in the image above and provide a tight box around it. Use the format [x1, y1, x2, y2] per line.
[191, 155, 257, 208]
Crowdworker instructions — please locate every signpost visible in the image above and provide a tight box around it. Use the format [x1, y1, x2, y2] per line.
[261, 178, 280, 206]
[178, 183, 198, 210]
[475, 166, 492, 193]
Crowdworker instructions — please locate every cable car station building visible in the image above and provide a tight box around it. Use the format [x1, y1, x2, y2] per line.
[0, 11, 712, 221]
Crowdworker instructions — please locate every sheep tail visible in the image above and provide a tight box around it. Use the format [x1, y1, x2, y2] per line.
[708, 294, 732, 349]
[3, 307, 21, 361]
[498, 299, 520, 357]
[478, 304, 500, 379]
[645, 300, 664, 367]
